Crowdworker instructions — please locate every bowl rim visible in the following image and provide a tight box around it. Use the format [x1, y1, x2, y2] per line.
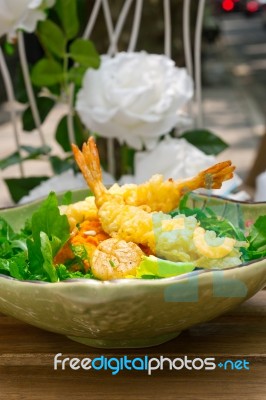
[2, 190, 266, 210]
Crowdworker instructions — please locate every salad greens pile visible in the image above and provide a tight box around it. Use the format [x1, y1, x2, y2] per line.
[0, 193, 93, 282]
[0, 192, 266, 282]
[170, 193, 266, 262]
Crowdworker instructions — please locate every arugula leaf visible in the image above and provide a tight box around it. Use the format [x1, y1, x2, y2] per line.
[245, 216, 266, 259]
[27, 192, 70, 281]
[247, 216, 266, 250]
[0, 253, 29, 280]
[31, 192, 69, 251]
[170, 195, 246, 242]
[40, 232, 59, 282]
[56, 264, 93, 280]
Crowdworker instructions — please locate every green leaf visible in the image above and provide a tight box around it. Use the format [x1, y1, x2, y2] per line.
[22, 97, 55, 131]
[69, 39, 100, 68]
[4, 41, 15, 56]
[247, 216, 266, 251]
[31, 59, 63, 87]
[27, 237, 45, 279]
[0, 146, 51, 170]
[26, 193, 70, 281]
[0, 217, 15, 241]
[0, 253, 28, 280]
[68, 65, 87, 86]
[54, 0, 79, 39]
[40, 232, 59, 282]
[55, 114, 86, 151]
[21, 145, 51, 157]
[0, 152, 21, 170]
[136, 255, 195, 278]
[38, 20, 66, 57]
[31, 192, 70, 251]
[56, 264, 93, 280]
[49, 155, 73, 174]
[4, 177, 49, 203]
[61, 191, 72, 205]
[180, 129, 228, 155]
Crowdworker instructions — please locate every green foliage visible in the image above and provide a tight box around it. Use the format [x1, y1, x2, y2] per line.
[0, 145, 51, 170]
[31, 59, 63, 86]
[0, 152, 22, 170]
[180, 129, 228, 155]
[55, 114, 87, 151]
[0, 192, 92, 281]
[69, 39, 100, 68]
[245, 216, 266, 259]
[54, 0, 79, 39]
[4, 177, 49, 203]
[170, 193, 246, 241]
[22, 97, 55, 131]
[68, 65, 87, 86]
[49, 155, 74, 174]
[38, 20, 66, 57]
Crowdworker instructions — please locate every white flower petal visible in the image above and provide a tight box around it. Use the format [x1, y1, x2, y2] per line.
[0, 0, 54, 39]
[75, 52, 194, 150]
[134, 137, 216, 183]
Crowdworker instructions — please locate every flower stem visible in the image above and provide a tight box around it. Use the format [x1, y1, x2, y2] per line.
[0, 47, 24, 177]
[17, 31, 46, 147]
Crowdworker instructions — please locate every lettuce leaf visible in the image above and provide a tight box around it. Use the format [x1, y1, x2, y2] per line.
[26, 192, 70, 281]
[245, 216, 266, 259]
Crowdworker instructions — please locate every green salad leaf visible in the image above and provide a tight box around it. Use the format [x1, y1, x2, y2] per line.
[26, 192, 70, 281]
[245, 216, 266, 260]
[170, 193, 246, 242]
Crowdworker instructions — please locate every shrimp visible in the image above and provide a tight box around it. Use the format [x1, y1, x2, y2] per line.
[72, 138, 156, 250]
[73, 138, 235, 213]
[120, 161, 235, 212]
[71, 138, 236, 257]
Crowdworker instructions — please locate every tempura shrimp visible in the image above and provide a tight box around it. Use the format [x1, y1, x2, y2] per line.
[73, 139, 234, 214]
[114, 162, 235, 213]
[71, 138, 236, 256]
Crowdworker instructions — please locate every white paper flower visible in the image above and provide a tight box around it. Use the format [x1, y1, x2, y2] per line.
[131, 135, 242, 196]
[134, 136, 217, 183]
[75, 51, 193, 150]
[0, 0, 55, 40]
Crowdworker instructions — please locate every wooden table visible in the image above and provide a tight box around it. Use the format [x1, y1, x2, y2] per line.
[0, 290, 265, 400]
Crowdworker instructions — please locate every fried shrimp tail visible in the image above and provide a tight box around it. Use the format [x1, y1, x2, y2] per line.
[176, 161, 235, 193]
[72, 138, 109, 207]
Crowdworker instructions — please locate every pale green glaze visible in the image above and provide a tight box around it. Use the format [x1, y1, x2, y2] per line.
[0, 191, 266, 348]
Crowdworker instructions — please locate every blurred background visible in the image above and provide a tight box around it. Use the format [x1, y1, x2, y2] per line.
[0, 0, 265, 206]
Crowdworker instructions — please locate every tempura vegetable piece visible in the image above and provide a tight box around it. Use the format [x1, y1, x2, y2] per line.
[193, 227, 236, 259]
[59, 196, 98, 231]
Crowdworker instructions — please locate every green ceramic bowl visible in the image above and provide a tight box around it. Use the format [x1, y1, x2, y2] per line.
[0, 190, 266, 348]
